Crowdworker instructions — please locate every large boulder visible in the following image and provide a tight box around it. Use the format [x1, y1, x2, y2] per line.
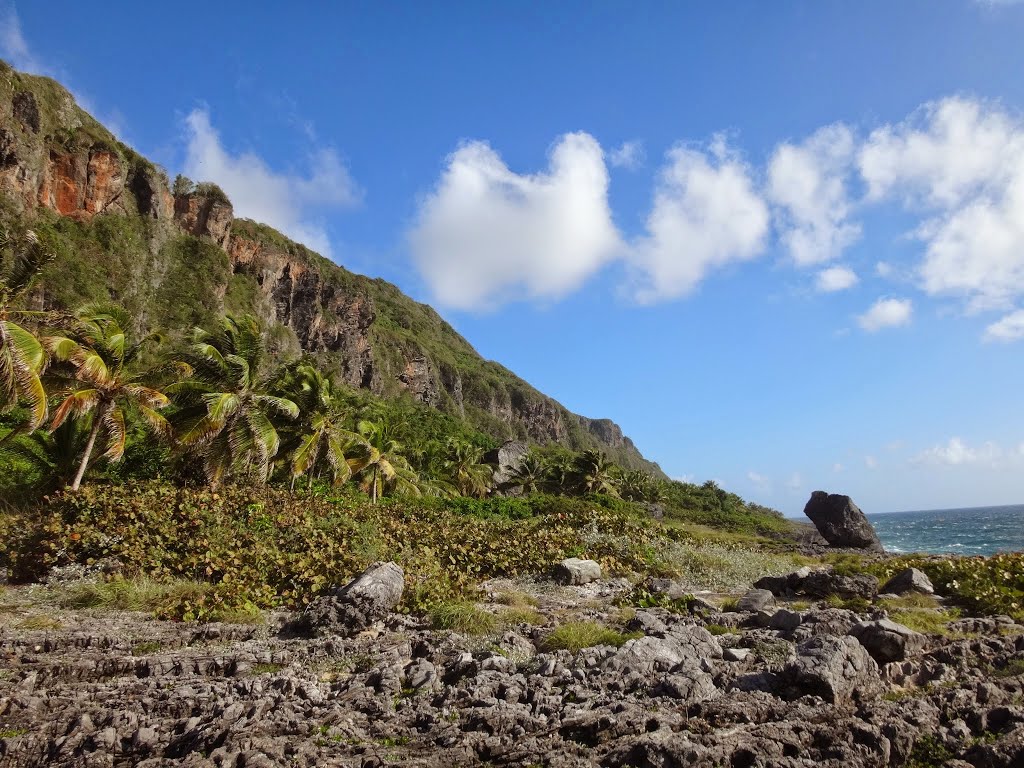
[553, 557, 603, 585]
[287, 561, 404, 637]
[782, 635, 882, 704]
[804, 491, 884, 552]
[486, 440, 529, 490]
[849, 619, 927, 664]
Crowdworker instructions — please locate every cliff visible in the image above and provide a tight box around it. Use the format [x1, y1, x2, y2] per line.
[0, 60, 662, 474]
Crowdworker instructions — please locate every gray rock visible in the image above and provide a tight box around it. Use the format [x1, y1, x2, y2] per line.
[626, 610, 668, 635]
[880, 567, 935, 596]
[755, 566, 813, 596]
[653, 668, 719, 702]
[783, 635, 882, 704]
[803, 569, 879, 599]
[849, 619, 927, 664]
[804, 490, 884, 552]
[486, 440, 529, 490]
[553, 558, 603, 586]
[724, 648, 751, 662]
[769, 609, 803, 632]
[403, 659, 437, 690]
[603, 626, 722, 675]
[288, 561, 404, 637]
[736, 589, 775, 612]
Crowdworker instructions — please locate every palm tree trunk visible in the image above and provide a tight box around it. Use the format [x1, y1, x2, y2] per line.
[70, 411, 103, 491]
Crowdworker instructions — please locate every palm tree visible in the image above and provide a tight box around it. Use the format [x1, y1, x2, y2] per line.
[570, 450, 620, 496]
[0, 227, 53, 433]
[620, 470, 664, 503]
[441, 438, 493, 498]
[277, 363, 365, 489]
[172, 314, 298, 487]
[505, 451, 548, 495]
[0, 418, 87, 494]
[46, 306, 171, 490]
[347, 418, 421, 502]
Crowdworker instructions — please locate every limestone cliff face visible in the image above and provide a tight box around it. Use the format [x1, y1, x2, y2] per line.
[0, 60, 663, 475]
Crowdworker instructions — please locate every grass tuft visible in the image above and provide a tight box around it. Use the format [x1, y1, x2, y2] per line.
[16, 615, 61, 630]
[430, 601, 499, 635]
[541, 621, 640, 653]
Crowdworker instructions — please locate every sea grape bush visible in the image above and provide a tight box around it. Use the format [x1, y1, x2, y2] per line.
[1, 481, 668, 618]
[876, 553, 1024, 621]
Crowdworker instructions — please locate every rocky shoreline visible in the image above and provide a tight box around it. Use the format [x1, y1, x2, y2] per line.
[3, 559, 1024, 768]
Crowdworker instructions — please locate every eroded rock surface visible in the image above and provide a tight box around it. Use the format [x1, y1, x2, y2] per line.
[3, 573, 1024, 768]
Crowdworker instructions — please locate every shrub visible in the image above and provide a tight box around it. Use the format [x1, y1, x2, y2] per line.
[874, 553, 1024, 621]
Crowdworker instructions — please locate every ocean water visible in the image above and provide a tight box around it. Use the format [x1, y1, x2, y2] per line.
[868, 505, 1024, 556]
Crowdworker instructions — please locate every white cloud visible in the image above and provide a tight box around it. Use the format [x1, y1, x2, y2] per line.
[865, 455, 878, 469]
[876, 261, 894, 278]
[832, 462, 844, 473]
[769, 124, 861, 266]
[609, 140, 645, 170]
[912, 437, 1001, 466]
[628, 136, 769, 303]
[747, 470, 770, 491]
[857, 297, 913, 331]
[984, 309, 1024, 341]
[409, 133, 622, 311]
[786, 472, 803, 490]
[0, 6, 39, 73]
[859, 97, 1024, 311]
[183, 109, 360, 259]
[816, 265, 859, 292]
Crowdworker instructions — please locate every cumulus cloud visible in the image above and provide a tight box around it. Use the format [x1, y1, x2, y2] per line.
[769, 124, 861, 266]
[183, 109, 360, 259]
[859, 97, 1024, 312]
[865, 455, 879, 469]
[628, 136, 769, 303]
[857, 297, 913, 331]
[984, 309, 1024, 341]
[912, 437, 1001, 466]
[409, 133, 622, 310]
[816, 265, 859, 292]
[609, 140, 645, 170]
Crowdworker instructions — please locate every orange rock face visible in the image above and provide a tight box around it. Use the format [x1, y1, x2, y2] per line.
[38, 149, 125, 218]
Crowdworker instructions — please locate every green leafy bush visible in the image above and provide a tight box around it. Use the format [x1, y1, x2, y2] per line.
[2, 480, 668, 618]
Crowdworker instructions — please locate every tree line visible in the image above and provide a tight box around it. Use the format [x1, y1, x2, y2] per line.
[0, 226, 667, 504]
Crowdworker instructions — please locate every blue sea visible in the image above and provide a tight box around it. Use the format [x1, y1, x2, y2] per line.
[868, 505, 1024, 556]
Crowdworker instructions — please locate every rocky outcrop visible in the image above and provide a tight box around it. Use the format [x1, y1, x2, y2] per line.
[804, 491, 884, 552]
[287, 561, 404, 637]
[782, 635, 882, 704]
[6, 573, 1024, 768]
[849, 619, 927, 664]
[486, 440, 528, 489]
[173, 191, 232, 248]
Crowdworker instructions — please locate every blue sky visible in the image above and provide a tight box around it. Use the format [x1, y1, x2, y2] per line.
[4, 1, 1024, 514]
